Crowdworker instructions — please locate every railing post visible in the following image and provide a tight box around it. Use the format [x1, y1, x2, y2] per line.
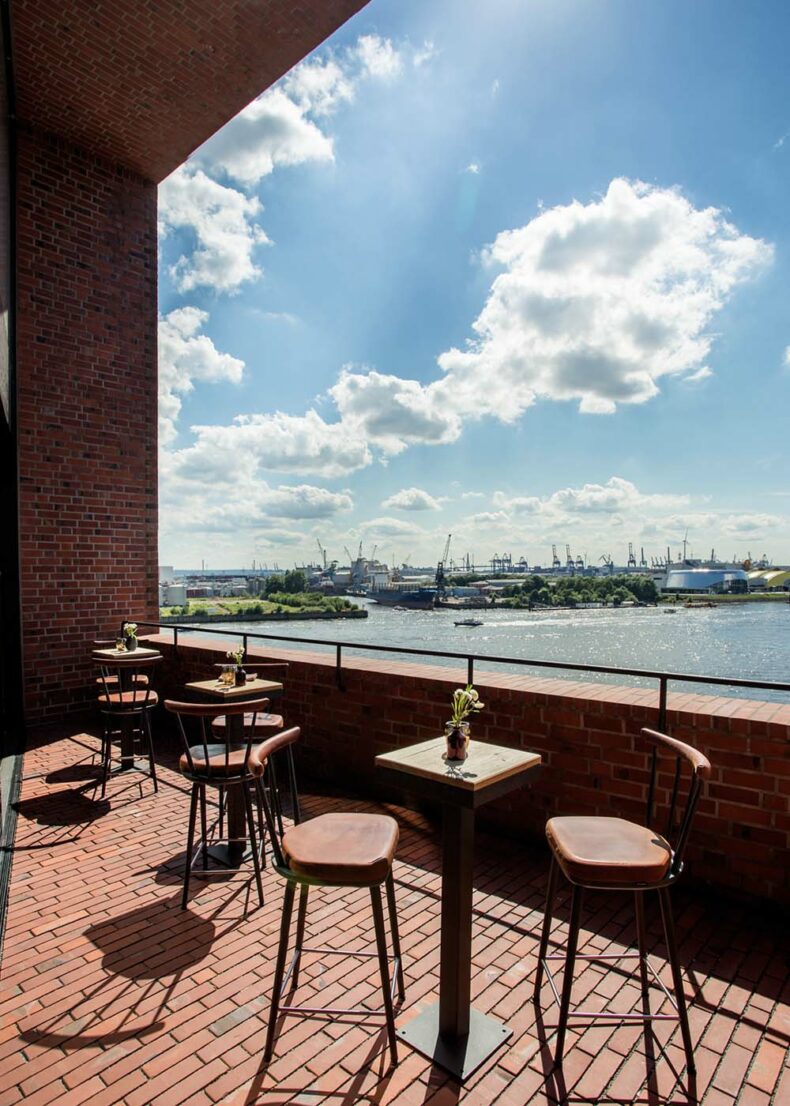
[467, 657, 474, 686]
[173, 627, 179, 651]
[336, 644, 344, 691]
[658, 677, 668, 732]
[243, 633, 248, 658]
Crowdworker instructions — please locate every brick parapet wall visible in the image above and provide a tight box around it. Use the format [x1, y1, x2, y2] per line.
[16, 127, 159, 722]
[147, 633, 790, 908]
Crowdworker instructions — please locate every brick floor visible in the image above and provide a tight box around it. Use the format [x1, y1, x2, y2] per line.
[0, 727, 788, 1105]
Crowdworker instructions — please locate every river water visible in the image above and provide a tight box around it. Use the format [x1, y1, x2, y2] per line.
[208, 599, 790, 704]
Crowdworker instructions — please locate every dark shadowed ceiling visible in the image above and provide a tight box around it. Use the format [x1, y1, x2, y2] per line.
[11, 0, 369, 181]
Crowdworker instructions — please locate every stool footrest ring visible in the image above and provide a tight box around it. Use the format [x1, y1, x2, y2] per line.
[542, 951, 679, 1022]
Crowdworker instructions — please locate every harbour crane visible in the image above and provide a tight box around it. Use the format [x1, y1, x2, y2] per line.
[552, 544, 561, 569]
[436, 533, 452, 590]
[640, 546, 647, 568]
[370, 544, 378, 561]
[316, 539, 327, 570]
[575, 552, 585, 571]
[600, 553, 613, 574]
[565, 544, 575, 572]
[343, 545, 354, 565]
[627, 543, 637, 569]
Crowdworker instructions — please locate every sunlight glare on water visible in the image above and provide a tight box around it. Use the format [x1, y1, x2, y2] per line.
[223, 600, 790, 703]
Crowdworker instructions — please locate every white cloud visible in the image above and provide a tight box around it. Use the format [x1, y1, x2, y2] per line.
[262, 484, 352, 519]
[357, 516, 423, 538]
[382, 487, 443, 511]
[158, 166, 269, 293]
[199, 88, 334, 186]
[784, 346, 790, 370]
[329, 368, 461, 455]
[170, 409, 371, 481]
[197, 34, 411, 188]
[158, 308, 244, 445]
[433, 177, 772, 420]
[465, 162, 481, 175]
[720, 513, 782, 535]
[413, 41, 437, 67]
[352, 34, 404, 79]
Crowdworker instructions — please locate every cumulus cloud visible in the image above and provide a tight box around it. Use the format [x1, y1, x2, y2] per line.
[330, 368, 461, 455]
[158, 166, 269, 293]
[158, 308, 245, 445]
[356, 516, 423, 538]
[160, 34, 419, 295]
[198, 35, 411, 187]
[434, 177, 772, 419]
[261, 484, 352, 519]
[170, 409, 371, 482]
[784, 346, 790, 370]
[353, 34, 404, 79]
[199, 88, 334, 186]
[382, 487, 443, 511]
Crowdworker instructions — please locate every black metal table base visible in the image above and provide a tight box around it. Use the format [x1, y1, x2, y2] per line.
[201, 842, 254, 871]
[398, 1003, 512, 1080]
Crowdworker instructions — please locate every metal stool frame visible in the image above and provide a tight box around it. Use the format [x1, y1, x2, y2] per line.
[94, 653, 162, 796]
[534, 726, 711, 1075]
[165, 699, 273, 909]
[249, 728, 405, 1068]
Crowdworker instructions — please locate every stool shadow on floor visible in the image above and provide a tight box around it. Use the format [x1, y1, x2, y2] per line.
[18, 895, 216, 1052]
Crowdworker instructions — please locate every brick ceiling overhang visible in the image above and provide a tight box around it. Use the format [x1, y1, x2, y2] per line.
[11, 0, 369, 182]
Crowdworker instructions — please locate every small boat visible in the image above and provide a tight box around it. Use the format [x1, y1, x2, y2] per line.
[455, 618, 483, 627]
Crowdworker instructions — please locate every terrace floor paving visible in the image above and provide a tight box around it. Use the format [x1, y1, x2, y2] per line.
[1, 727, 788, 1105]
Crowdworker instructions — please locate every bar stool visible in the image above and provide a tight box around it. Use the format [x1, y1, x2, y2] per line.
[248, 728, 405, 1067]
[164, 699, 269, 909]
[95, 653, 162, 797]
[210, 663, 289, 835]
[533, 727, 711, 1074]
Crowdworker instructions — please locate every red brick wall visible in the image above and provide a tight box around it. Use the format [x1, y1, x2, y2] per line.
[150, 634, 790, 908]
[16, 127, 159, 722]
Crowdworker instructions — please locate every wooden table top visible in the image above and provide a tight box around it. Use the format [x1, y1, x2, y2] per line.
[185, 676, 283, 699]
[376, 737, 540, 794]
[93, 646, 161, 660]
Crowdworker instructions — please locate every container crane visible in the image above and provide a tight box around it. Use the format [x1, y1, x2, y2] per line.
[640, 546, 647, 568]
[565, 544, 575, 572]
[627, 543, 637, 569]
[575, 552, 585, 571]
[552, 544, 561, 569]
[316, 539, 327, 570]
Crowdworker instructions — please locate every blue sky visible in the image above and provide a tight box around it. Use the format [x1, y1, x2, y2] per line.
[158, 0, 790, 570]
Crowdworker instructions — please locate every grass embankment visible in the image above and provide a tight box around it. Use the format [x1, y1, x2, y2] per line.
[161, 592, 362, 619]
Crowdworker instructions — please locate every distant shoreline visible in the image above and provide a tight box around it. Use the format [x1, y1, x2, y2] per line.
[159, 608, 368, 625]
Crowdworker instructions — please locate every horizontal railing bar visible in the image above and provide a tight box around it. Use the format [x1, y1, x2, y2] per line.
[128, 618, 790, 694]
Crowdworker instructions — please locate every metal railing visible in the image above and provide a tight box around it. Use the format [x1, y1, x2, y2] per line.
[125, 618, 790, 732]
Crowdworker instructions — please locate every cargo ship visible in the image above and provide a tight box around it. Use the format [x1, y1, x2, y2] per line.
[369, 586, 438, 610]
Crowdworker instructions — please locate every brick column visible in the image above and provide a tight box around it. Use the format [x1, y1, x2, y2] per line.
[15, 126, 158, 723]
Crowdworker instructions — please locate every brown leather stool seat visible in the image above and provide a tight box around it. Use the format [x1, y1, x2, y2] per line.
[212, 711, 283, 737]
[98, 689, 159, 708]
[179, 742, 256, 777]
[283, 812, 399, 887]
[546, 816, 672, 886]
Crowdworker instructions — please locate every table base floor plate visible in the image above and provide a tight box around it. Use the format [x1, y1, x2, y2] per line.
[201, 843, 253, 871]
[397, 1004, 512, 1081]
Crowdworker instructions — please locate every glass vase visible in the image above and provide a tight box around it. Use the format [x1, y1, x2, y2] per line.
[445, 720, 470, 761]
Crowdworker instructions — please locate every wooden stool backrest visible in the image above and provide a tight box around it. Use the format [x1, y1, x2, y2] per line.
[164, 697, 270, 780]
[641, 727, 711, 877]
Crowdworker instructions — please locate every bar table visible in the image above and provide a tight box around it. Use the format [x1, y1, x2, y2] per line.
[185, 676, 282, 866]
[376, 736, 540, 1080]
[93, 646, 161, 769]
